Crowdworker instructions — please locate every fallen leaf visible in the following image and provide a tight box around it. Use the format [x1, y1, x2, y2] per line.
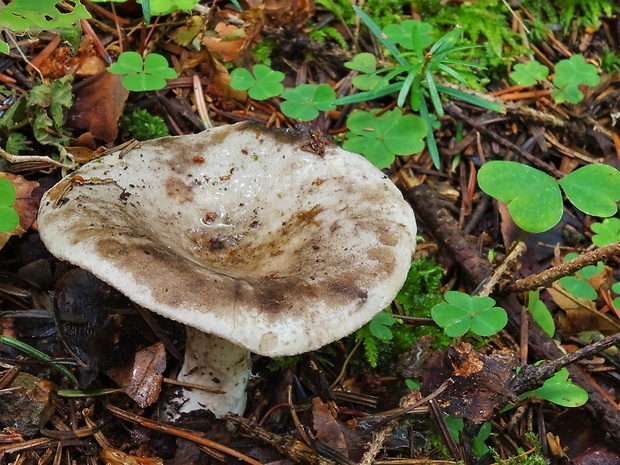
[202, 22, 246, 62]
[312, 397, 349, 458]
[0, 173, 39, 249]
[171, 15, 204, 47]
[107, 342, 167, 408]
[548, 282, 620, 334]
[66, 71, 129, 142]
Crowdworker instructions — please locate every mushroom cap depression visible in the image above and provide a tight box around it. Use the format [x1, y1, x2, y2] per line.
[38, 122, 417, 356]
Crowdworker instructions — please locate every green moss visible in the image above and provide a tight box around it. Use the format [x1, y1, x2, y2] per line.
[251, 38, 276, 66]
[121, 109, 170, 141]
[353, 258, 449, 370]
[413, 0, 526, 79]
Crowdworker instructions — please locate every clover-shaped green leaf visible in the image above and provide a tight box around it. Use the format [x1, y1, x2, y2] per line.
[383, 20, 433, 52]
[280, 84, 336, 121]
[528, 290, 555, 337]
[591, 217, 620, 247]
[108, 52, 178, 92]
[559, 276, 597, 300]
[612, 282, 620, 310]
[478, 161, 563, 233]
[526, 368, 588, 407]
[344, 52, 377, 74]
[510, 61, 549, 86]
[343, 109, 427, 168]
[230, 64, 284, 100]
[558, 252, 603, 300]
[344, 53, 384, 91]
[431, 291, 507, 337]
[551, 55, 600, 104]
[368, 311, 398, 341]
[558, 164, 620, 217]
[0, 178, 19, 232]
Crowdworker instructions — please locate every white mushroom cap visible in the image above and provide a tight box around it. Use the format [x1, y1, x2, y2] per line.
[38, 122, 417, 357]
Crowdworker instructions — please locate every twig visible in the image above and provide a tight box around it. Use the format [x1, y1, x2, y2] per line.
[479, 242, 526, 297]
[362, 379, 452, 433]
[504, 242, 620, 293]
[444, 103, 564, 179]
[510, 331, 620, 394]
[105, 404, 264, 465]
[226, 415, 337, 465]
[0, 147, 73, 169]
[357, 387, 438, 465]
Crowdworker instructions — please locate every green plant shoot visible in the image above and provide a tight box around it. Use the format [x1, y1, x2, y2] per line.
[522, 367, 588, 407]
[0, 178, 19, 232]
[431, 291, 507, 337]
[334, 6, 504, 168]
[528, 290, 554, 337]
[108, 52, 178, 92]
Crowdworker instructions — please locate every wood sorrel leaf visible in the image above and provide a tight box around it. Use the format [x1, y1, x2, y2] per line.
[558, 164, 620, 217]
[0, 178, 19, 232]
[478, 161, 562, 233]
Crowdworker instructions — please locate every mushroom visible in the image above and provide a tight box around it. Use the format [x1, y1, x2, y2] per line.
[37, 122, 417, 418]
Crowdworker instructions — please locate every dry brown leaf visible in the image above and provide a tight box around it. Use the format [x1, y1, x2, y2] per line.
[66, 71, 129, 142]
[311, 397, 349, 458]
[202, 22, 246, 62]
[107, 342, 166, 408]
[0, 173, 39, 249]
[548, 282, 620, 334]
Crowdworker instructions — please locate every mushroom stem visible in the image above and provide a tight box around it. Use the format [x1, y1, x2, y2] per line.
[173, 327, 251, 418]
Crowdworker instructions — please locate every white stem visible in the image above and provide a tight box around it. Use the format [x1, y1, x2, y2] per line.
[167, 327, 251, 418]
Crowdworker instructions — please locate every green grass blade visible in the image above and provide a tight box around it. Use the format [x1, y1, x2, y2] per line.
[398, 71, 417, 107]
[435, 84, 505, 113]
[352, 5, 408, 66]
[0, 335, 79, 387]
[419, 95, 440, 168]
[435, 63, 470, 85]
[425, 70, 443, 116]
[333, 82, 404, 105]
[429, 26, 463, 56]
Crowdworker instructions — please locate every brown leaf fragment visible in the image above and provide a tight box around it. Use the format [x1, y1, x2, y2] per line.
[171, 16, 205, 47]
[107, 342, 166, 408]
[0, 173, 39, 248]
[202, 22, 246, 62]
[421, 342, 519, 423]
[66, 71, 129, 142]
[312, 398, 349, 458]
[548, 282, 620, 334]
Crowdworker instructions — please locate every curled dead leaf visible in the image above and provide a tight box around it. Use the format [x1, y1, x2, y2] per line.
[0, 173, 39, 249]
